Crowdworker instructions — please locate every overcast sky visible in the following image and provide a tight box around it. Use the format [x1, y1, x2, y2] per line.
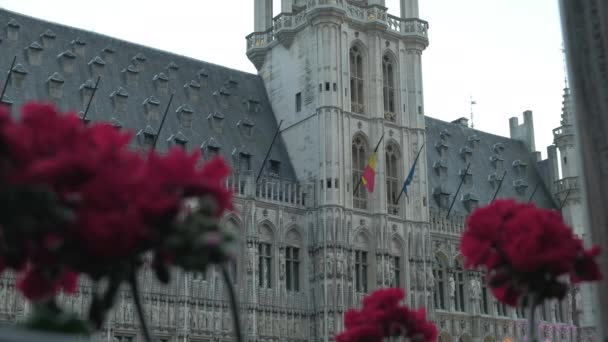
[1, 1, 565, 157]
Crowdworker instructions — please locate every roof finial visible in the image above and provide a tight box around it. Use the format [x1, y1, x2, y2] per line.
[469, 94, 477, 128]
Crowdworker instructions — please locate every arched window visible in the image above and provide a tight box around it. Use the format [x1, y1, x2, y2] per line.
[258, 224, 274, 289]
[225, 219, 240, 284]
[382, 54, 396, 121]
[354, 232, 370, 293]
[386, 143, 400, 215]
[454, 261, 465, 312]
[285, 229, 302, 292]
[350, 46, 365, 114]
[390, 238, 403, 287]
[433, 256, 446, 310]
[352, 136, 368, 209]
[481, 275, 489, 314]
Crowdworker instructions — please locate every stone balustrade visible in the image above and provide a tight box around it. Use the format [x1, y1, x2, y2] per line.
[225, 172, 309, 208]
[554, 176, 580, 194]
[553, 124, 575, 139]
[246, 1, 428, 54]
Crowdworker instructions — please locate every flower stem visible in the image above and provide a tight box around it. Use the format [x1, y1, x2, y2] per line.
[221, 264, 243, 342]
[129, 272, 151, 342]
[527, 294, 538, 342]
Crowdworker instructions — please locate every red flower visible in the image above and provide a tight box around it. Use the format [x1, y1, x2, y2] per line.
[461, 200, 602, 307]
[337, 288, 436, 342]
[16, 266, 78, 301]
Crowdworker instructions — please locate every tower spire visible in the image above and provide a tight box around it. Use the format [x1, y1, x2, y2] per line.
[470, 95, 477, 128]
[561, 43, 569, 88]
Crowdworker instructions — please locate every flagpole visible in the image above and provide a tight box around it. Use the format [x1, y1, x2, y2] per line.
[395, 143, 425, 205]
[256, 120, 284, 184]
[558, 187, 572, 212]
[446, 162, 472, 219]
[353, 132, 385, 195]
[152, 93, 174, 151]
[490, 170, 508, 203]
[81, 75, 101, 123]
[527, 181, 541, 203]
[0, 56, 17, 103]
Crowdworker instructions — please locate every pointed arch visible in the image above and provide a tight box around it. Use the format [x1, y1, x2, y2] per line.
[349, 41, 367, 114]
[390, 234, 405, 287]
[434, 252, 448, 310]
[352, 134, 370, 209]
[257, 219, 276, 242]
[284, 225, 303, 247]
[284, 224, 303, 293]
[257, 220, 275, 289]
[353, 227, 371, 293]
[454, 258, 466, 312]
[458, 333, 473, 342]
[382, 51, 397, 121]
[386, 141, 402, 214]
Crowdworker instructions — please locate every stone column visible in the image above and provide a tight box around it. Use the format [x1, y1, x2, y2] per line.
[254, 0, 273, 31]
[560, 0, 608, 340]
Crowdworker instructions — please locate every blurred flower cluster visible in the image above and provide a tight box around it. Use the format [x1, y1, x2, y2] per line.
[336, 288, 437, 342]
[461, 199, 602, 307]
[0, 103, 233, 332]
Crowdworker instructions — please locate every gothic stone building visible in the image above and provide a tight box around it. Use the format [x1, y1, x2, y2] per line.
[0, 1, 589, 341]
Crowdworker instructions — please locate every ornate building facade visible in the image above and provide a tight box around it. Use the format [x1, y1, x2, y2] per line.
[0, 1, 587, 341]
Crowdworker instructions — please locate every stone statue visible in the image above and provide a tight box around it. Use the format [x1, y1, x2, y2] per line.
[470, 278, 481, 314]
[417, 266, 425, 290]
[247, 248, 255, 274]
[410, 266, 417, 290]
[326, 258, 333, 277]
[279, 259, 286, 280]
[336, 253, 344, 277]
[449, 274, 456, 307]
[426, 267, 435, 290]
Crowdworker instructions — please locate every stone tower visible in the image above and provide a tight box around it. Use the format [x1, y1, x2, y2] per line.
[247, 1, 432, 341]
[553, 86, 597, 340]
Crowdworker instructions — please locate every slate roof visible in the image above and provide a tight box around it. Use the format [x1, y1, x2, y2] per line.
[424, 117, 557, 214]
[0, 9, 296, 182]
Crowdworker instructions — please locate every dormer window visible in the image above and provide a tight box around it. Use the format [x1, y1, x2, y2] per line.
[433, 160, 448, 177]
[467, 135, 480, 149]
[247, 98, 260, 113]
[122, 64, 139, 86]
[102, 45, 116, 62]
[435, 141, 449, 158]
[110, 87, 129, 112]
[439, 129, 451, 141]
[184, 80, 201, 101]
[25, 42, 44, 65]
[169, 132, 188, 149]
[459, 168, 473, 187]
[238, 118, 255, 138]
[492, 142, 505, 154]
[239, 153, 252, 172]
[201, 138, 221, 159]
[462, 193, 479, 212]
[488, 171, 505, 188]
[176, 105, 194, 129]
[137, 125, 158, 149]
[132, 53, 147, 70]
[58, 50, 76, 73]
[269, 160, 281, 177]
[71, 37, 86, 57]
[154, 73, 170, 94]
[460, 146, 473, 163]
[208, 112, 224, 133]
[490, 155, 504, 170]
[10, 64, 28, 89]
[6, 19, 20, 41]
[143, 96, 161, 121]
[512, 160, 527, 176]
[513, 179, 528, 195]
[47, 72, 65, 98]
[88, 56, 106, 77]
[79, 79, 98, 106]
[207, 146, 220, 158]
[433, 186, 450, 209]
